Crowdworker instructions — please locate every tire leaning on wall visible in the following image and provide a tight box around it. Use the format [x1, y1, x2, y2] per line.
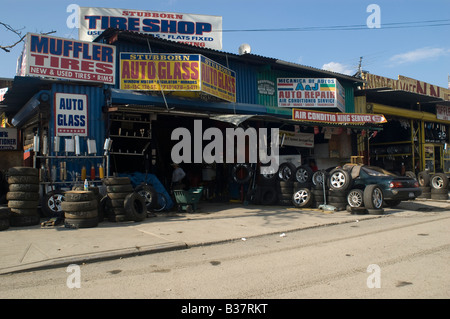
[6, 167, 40, 227]
[61, 190, 98, 228]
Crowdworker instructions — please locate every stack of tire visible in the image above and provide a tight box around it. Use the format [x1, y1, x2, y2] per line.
[417, 171, 431, 199]
[326, 168, 352, 211]
[72, 185, 103, 222]
[255, 165, 277, 206]
[291, 165, 315, 209]
[0, 206, 10, 231]
[6, 167, 41, 226]
[61, 190, 98, 228]
[310, 170, 328, 208]
[102, 177, 147, 222]
[430, 172, 449, 200]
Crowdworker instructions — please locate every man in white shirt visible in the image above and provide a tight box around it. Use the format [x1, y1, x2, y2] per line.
[171, 163, 186, 190]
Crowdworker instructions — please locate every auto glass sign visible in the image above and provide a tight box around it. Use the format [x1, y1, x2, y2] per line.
[79, 7, 223, 50]
[278, 78, 345, 112]
[54, 93, 88, 136]
[24, 33, 116, 84]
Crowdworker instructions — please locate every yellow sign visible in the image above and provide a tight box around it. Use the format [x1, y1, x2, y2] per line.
[120, 53, 236, 102]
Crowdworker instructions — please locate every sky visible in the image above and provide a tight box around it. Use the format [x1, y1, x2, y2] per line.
[1, 0, 450, 88]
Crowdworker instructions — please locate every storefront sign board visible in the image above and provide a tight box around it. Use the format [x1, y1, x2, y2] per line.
[0, 128, 18, 150]
[436, 105, 450, 121]
[279, 130, 314, 148]
[54, 93, 88, 136]
[278, 78, 345, 112]
[23, 33, 116, 85]
[292, 108, 387, 125]
[120, 53, 236, 102]
[79, 7, 222, 50]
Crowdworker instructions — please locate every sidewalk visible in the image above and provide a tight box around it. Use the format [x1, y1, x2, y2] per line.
[0, 199, 448, 275]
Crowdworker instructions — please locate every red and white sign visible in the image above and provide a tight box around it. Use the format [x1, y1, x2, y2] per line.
[54, 93, 88, 136]
[24, 33, 116, 85]
[292, 109, 387, 124]
[436, 105, 450, 121]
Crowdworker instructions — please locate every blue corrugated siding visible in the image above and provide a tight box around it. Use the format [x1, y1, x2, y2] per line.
[48, 83, 107, 181]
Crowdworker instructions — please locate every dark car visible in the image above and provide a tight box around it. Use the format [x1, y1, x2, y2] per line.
[327, 164, 421, 209]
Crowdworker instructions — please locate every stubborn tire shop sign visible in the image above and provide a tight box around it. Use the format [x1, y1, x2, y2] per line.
[22, 33, 116, 85]
[54, 93, 88, 136]
[0, 128, 18, 150]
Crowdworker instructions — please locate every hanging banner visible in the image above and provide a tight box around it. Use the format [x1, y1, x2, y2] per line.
[292, 109, 387, 124]
[0, 128, 18, 150]
[120, 53, 236, 102]
[54, 93, 88, 136]
[23, 33, 116, 84]
[279, 130, 314, 148]
[79, 7, 222, 50]
[278, 78, 345, 112]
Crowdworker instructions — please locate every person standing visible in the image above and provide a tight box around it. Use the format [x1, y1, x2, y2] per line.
[171, 163, 186, 190]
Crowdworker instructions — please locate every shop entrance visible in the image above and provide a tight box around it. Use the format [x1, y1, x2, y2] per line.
[424, 144, 444, 173]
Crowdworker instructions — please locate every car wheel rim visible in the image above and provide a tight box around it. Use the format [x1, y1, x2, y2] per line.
[48, 194, 64, 212]
[279, 167, 292, 181]
[431, 176, 444, 189]
[296, 168, 308, 183]
[138, 190, 152, 204]
[293, 190, 309, 205]
[348, 190, 363, 207]
[330, 172, 346, 188]
[372, 188, 383, 209]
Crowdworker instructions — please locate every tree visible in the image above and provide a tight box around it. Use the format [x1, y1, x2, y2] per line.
[0, 22, 55, 52]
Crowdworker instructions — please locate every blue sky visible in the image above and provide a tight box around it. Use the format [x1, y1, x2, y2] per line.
[1, 0, 450, 88]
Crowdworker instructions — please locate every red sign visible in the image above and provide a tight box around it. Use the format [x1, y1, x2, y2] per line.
[292, 109, 387, 124]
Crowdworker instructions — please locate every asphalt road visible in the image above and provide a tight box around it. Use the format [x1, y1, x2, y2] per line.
[1, 209, 449, 302]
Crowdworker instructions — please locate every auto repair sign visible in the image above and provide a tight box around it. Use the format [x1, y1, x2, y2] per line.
[54, 93, 88, 136]
[79, 7, 222, 50]
[24, 33, 116, 84]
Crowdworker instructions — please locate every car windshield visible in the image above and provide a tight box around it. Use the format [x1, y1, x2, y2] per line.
[362, 166, 397, 177]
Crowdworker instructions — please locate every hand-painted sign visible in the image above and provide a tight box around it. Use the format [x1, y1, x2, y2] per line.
[24, 33, 116, 84]
[292, 109, 387, 124]
[278, 78, 345, 112]
[54, 93, 88, 136]
[79, 7, 222, 50]
[436, 105, 450, 121]
[0, 128, 18, 150]
[120, 53, 236, 102]
[279, 130, 314, 148]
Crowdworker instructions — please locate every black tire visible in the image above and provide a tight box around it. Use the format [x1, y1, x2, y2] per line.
[347, 205, 368, 215]
[347, 189, 364, 208]
[65, 217, 98, 228]
[405, 171, 416, 180]
[100, 195, 113, 219]
[8, 200, 39, 209]
[9, 214, 40, 227]
[246, 188, 261, 204]
[232, 164, 253, 184]
[430, 187, 448, 194]
[328, 196, 348, 203]
[62, 190, 96, 202]
[41, 190, 65, 218]
[430, 193, 449, 200]
[64, 209, 98, 219]
[106, 184, 134, 193]
[110, 199, 125, 208]
[294, 165, 313, 185]
[8, 183, 40, 192]
[135, 184, 157, 210]
[259, 165, 278, 185]
[328, 168, 352, 191]
[430, 173, 449, 190]
[420, 186, 431, 193]
[418, 192, 431, 199]
[6, 191, 39, 201]
[363, 184, 384, 209]
[109, 214, 127, 222]
[9, 208, 39, 216]
[124, 192, 147, 222]
[292, 188, 313, 208]
[277, 162, 296, 182]
[0, 218, 9, 231]
[8, 167, 39, 176]
[0, 207, 11, 219]
[312, 170, 328, 189]
[260, 187, 277, 205]
[7, 175, 39, 185]
[107, 192, 130, 200]
[278, 199, 292, 206]
[417, 171, 430, 187]
[103, 177, 131, 185]
[61, 199, 98, 212]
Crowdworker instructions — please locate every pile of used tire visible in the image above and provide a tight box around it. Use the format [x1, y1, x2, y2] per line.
[62, 190, 99, 228]
[417, 171, 431, 199]
[325, 168, 352, 211]
[6, 167, 41, 226]
[0, 206, 11, 231]
[102, 177, 147, 222]
[429, 172, 449, 200]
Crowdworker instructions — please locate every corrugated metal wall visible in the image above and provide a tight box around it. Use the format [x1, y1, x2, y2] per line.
[48, 83, 107, 182]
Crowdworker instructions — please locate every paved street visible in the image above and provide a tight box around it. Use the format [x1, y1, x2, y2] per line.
[1, 206, 448, 301]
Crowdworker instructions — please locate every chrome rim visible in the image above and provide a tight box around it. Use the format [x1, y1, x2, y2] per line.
[295, 168, 309, 183]
[48, 194, 64, 212]
[372, 188, 383, 209]
[330, 172, 346, 188]
[347, 190, 363, 207]
[431, 176, 444, 189]
[293, 189, 310, 205]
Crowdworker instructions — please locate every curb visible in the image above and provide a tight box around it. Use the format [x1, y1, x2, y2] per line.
[0, 241, 188, 275]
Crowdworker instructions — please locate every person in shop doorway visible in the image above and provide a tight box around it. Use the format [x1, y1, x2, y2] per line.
[309, 159, 318, 172]
[171, 163, 186, 191]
